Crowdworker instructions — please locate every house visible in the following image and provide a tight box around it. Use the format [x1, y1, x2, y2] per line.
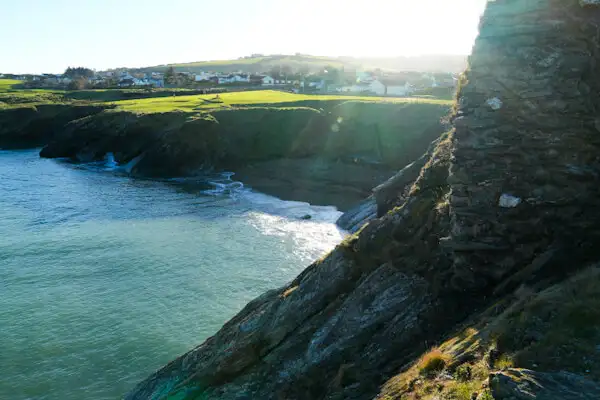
[120, 73, 135, 81]
[250, 75, 265, 85]
[385, 81, 415, 96]
[308, 79, 326, 90]
[147, 78, 164, 88]
[118, 78, 135, 88]
[43, 75, 60, 85]
[233, 74, 250, 83]
[90, 76, 106, 86]
[262, 76, 275, 85]
[371, 79, 414, 96]
[337, 82, 372, 94]
[195, 71, 214, 82]
[218, 75, 234, 84]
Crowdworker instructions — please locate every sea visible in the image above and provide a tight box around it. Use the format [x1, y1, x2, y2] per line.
[0, 149, 345, 399]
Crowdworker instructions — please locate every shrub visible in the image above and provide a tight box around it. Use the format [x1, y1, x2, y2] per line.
[455, 364, 472, 381]
[494, 354, 514, 370]
[419, 349, 450, 377]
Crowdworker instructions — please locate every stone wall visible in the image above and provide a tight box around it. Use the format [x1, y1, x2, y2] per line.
[447, 0, 600, 290]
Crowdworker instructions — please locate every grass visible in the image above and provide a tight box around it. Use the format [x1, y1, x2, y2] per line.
[111, 90, 452, 113]
[0, 79, 23, 91]
[144, 54, 347, 73]
[0, 79, 68, 107]
[0, 79, 453, 114]
[418, 349, 451, 377]
[375, 266, 600, 399]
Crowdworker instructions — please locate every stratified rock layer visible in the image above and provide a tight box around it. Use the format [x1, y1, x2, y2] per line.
[447, 0, 600, 291]
[490, 369, 600, 400]
[127, 1, 600, 399]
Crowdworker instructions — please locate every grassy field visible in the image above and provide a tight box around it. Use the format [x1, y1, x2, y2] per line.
[0, 79, 22, 91]
[0, 79, 453, 116]
[111, 90, 453, 113]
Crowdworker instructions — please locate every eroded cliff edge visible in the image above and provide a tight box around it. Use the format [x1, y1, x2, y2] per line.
[127, 1, 600, 398]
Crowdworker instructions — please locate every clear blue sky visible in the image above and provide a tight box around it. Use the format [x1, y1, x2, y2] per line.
[2, 0, 488, 74]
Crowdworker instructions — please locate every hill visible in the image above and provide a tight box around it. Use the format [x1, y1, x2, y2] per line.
[135, 54, 467, 74]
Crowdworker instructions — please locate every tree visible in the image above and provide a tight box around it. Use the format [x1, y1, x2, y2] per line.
[64, 67, 94, 78]
[269, 66, 281, 80]
[280, 65, 292, 81]
[297, 65, 310, 78]
[67, 76, 88, 90]
[164, 66, 176, 84]
[323, 65, 341, 84]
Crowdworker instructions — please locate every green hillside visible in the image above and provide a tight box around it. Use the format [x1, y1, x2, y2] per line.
[136, 54, 467, 74]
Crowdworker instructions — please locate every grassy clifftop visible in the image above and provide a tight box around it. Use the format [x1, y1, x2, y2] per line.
[109, 90, 451, 114]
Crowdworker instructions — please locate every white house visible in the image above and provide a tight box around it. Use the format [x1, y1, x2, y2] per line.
[386, 82, 415, 96]
[218, 75, 234, 84]
[262, 76, 275, 85]
[369, 80, 387, 95]
[216, 74, 249, 84]
[336, 79, 414, 96]
[230, 74, 250, 83]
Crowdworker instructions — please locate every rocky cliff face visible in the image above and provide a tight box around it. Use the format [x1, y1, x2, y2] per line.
[38, 103, 446, 210]
[126, 1, 600, 398]
[0, 104, 106, 149]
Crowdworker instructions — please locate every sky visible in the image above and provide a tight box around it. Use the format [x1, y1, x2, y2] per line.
[1, 0, 488, 74]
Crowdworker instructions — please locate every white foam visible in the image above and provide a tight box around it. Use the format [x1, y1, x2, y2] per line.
[103, 153, 118, 171]
[240, 190, 342, 224]
[121, 154, 144, 174]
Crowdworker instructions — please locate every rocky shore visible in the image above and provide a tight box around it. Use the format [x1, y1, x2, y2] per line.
[32, 102, 446, 210]
[123, 1, 600, 399]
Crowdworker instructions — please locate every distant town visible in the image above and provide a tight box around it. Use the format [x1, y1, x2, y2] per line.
[0, 62, 458, 97]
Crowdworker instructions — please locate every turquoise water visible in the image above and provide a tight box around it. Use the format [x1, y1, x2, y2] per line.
[0, 150, 345, 400]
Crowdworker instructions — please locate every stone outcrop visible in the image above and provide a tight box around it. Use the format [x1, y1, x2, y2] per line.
[490, 369, 600, 400]
[337, 136, 441, 231]
[0, 104, 106, 149]
[126, 1, 600, 399]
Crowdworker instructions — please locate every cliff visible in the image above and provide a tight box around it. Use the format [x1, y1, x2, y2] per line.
[125, 1, 600, 399]
[0, 104, 107, 149]
[37, 102, 447, 210]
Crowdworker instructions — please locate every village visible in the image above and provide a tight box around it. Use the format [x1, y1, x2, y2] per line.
[1, 66, 457, 97]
